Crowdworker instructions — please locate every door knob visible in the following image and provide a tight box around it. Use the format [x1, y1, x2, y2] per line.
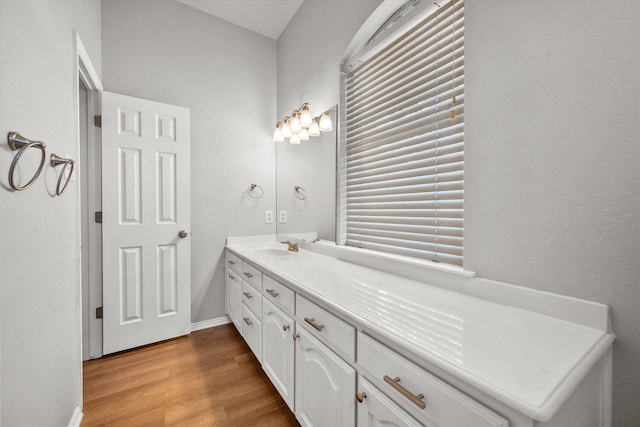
[178, 230, 188, 238]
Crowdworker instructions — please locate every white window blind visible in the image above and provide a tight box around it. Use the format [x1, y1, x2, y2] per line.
[341, 0, 464, 266]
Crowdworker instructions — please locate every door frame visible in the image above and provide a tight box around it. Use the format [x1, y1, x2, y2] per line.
[73, 30, 103, 406]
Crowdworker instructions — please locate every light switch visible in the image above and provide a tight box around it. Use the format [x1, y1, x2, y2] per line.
[279, 210, 287, 223]
[265, 210, 273, 224]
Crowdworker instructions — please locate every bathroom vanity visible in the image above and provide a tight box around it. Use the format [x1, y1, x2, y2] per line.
[225, 236, 614, 427]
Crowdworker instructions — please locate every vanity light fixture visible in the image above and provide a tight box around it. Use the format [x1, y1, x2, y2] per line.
[308, 118, 320, 137]
[319, 111, 333, 132]
[290, 110, 302, 133]
[281, 117, 292, 138]
[273, 103, 333, 144]
[299, 103, 313, 127]
[273, 122, 284, 143]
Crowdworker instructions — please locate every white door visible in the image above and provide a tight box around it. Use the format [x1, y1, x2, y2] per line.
[262, 299, 295, 410]
[295, 327, 356, 427]
[101, 91, 191, 354]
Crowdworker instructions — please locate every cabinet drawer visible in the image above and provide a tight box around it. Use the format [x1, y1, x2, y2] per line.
[226, 251, 242, 274]
[358, 333, 508, 427]
[242, 262, 263, 289]
[242, 303, 262, 362]
[263, 274, 294, 314]
[296, 295, 355, 362]
[242, 280, 262, 319]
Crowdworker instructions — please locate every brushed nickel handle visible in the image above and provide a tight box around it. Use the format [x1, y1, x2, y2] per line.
[304, 317, 325, 332]
[228, 274, 236, 280]
[292, 333, 300, 340]
[227, 260, 236, 265]
[383, 375, 426, 409]
[178, 230, 188, 238]
[265, 289, 279, 298]
[356, 392, 367, 403]
[243, 292, 253, 299]
[283, 324, 290, 331]
[244, 272, 253, 278]
[243, 317, 253, 326]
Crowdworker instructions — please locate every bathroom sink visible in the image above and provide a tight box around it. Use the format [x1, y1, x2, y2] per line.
[255, 248, 292, 257]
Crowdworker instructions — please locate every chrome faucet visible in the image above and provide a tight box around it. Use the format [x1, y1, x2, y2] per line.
[280, 240, 299, 252]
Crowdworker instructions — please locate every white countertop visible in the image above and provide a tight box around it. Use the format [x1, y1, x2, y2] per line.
[226, 238, 614, 421]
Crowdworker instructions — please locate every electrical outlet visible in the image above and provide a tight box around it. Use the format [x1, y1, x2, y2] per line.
[265, 210, 273, 224]
[279, 210, 288, 223]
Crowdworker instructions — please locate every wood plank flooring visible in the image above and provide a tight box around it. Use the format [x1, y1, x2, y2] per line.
[82, 324, 299, 426]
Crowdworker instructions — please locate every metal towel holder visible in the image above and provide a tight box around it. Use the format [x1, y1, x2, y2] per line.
[50, 153, 75, 196]
[247, 183, 264, 199]
[294, 186, 307, 200]
[7, 131, 47, 191]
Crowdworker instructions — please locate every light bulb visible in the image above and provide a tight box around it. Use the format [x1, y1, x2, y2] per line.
[308, 119, 320, 137]
[282, 118, 292, 138]
[299, 128, 310, 141]
[290, 133, 301, 144]
[309, 119, 320, 136]
[319, 111, 333, 132]
[290, 110, 302, 133]
[273, 122, 284, 142]
[300, 104, 313, 128]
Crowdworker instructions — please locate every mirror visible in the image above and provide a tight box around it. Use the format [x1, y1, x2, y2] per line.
[275, 106, 337, 241]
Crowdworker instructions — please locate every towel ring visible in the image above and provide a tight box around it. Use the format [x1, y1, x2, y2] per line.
[294, 186, 307, 200]
[7, 132, 47, 191]
[247, 183, 264, 199]
[50, 153, 75, 196]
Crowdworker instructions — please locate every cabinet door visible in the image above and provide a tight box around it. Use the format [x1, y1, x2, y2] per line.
[241, 304, 262, 362]
[295, 327, 356, 427]
[357, 376, 422, 427]
[225, 268, 241, 331]
[262, 298, 295, 410]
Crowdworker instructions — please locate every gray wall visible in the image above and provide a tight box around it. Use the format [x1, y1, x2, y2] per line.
[0, 0, 102, 424]
[278, 0, 640, 425]
[464, 1, 639, 425]
[102, 0, 277, 323]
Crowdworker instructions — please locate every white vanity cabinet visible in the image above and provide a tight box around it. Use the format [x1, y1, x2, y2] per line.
[294, 326, 356, 427]
[356, 376, 422, 427]
[262, 297, 295, 410]
[224, 243, 614, 427]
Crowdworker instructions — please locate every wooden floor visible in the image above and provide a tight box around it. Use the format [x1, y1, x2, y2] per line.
[83, 324, 299, 426]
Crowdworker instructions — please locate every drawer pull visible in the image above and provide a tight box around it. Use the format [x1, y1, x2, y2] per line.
[265, 289, 279, 298]
[228, 274, 236, 280]
[243, 291, 253, 299]
[227, 260, 236, 265]
[283, 324, 290, 331]
[243, 317, 253, 326]
[304, 317, 325, 332]
[383, 375, 426, 409]
[244, 272, 253, 278]
[293, 333, 300, 340]
[356, 392, 367, 403]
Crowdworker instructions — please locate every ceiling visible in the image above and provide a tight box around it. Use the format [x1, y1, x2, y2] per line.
[176, 0, 304, 40]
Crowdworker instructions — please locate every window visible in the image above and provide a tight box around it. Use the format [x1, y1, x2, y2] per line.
[339, 0, 464, 266]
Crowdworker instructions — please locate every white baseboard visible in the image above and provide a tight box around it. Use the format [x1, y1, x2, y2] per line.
[68, 405, 83, 427]
[191, 316, 231, 332]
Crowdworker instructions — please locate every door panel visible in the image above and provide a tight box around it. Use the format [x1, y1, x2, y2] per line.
[102, 91, 190, 354]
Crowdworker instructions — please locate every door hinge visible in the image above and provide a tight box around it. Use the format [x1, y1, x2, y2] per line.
[96, 307, 103, 319]
[95, 211, 102, 223]
[94, 115, 102, 128]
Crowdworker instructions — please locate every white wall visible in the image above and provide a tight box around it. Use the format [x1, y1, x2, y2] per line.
[101, 0, 277, 323]
[279, 0, 640, 425]
[464, 2, 640, 425]
[0, 0, 102, 424]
